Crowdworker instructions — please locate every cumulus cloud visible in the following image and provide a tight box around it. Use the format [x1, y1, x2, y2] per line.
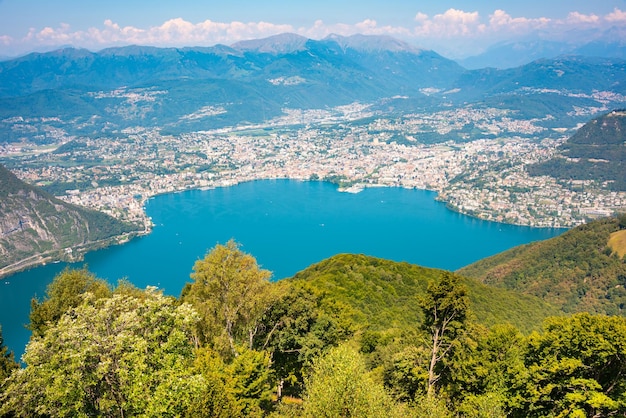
[489, 9, 551, 33]
[567, 11, 600, 25]
[413, 8, 485, 37]
[14, 18, 296, 51]
[1, 8, 625, 56]
[605, 7, 626, 22]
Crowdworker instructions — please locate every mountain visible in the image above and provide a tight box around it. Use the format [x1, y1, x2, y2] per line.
[0, 164, 141, 277]
[458, 216, 626, 315]
[0, 33, 624, 139]
[459, 40, 576, 69]
[0, 34, 461, 98]
[291, 253, 559, 334]
[0, 34, 466, 136]
[322, 33, 422, 53]
[460, 28, 626, 69]
[231, 33, 309, 54]
[527, 109, 626, 191]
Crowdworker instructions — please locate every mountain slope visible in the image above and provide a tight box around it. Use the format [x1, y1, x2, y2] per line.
[0, 165, 141, 276]
[290, 253, 559, 334]
[527, 109, 626, 190]
[0, 34, 624, 138]
[458, 216, 626, 315]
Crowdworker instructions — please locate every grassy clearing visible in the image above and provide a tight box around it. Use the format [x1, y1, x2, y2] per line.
[609, 229, 626, 258]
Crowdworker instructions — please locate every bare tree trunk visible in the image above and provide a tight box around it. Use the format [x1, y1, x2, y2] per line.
[427, 326, 440, 397]
[277, 379, 284, 401]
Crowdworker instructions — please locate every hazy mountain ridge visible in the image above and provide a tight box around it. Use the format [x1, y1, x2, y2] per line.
[459, 27, 626, 69]
[0, 164, 141, 276]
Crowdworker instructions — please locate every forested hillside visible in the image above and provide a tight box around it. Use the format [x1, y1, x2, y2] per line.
[291, 253, 558, 334]
[528, 109, 626, 191]
[458, 215, 626, 315]
[0, 164, 141, 276]
[2, 237, 626, 417]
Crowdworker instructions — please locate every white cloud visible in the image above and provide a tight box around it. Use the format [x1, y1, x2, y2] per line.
[566, 12, 600, 25]
[2, 8, 625, 57]
[605, 7, 626, 22]
[489, 10, 551, 33]
[413, 8, 485, 37]
[14, 18, 296, 51]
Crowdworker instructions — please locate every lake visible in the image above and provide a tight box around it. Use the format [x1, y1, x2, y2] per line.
[0, 180, 564, 359]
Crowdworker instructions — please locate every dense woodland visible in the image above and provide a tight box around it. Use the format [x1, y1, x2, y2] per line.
[1, 216, 626, 417]
[527, 110, 626, 191]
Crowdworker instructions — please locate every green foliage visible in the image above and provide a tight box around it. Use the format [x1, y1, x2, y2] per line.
[5, 243, 626, 417]
[1, 289, 203, 417]
[510, 313, 626, 417]
[420, 272, 469, 396]
[193, 346, 273, 417]
[292, 253, 556, 334]
[29, 267, 112, 337]
[384, 344, 430, 401]
[0, 326, 18, 391]
[301, 344, 405, 418]
[191, 347, 241, 417]
[456, 392, 505, 418]
[459, 216, 626, 315]
[225, 348, 274, 416]
[182, 240, 274, 357]
[257, 280, 355, 398]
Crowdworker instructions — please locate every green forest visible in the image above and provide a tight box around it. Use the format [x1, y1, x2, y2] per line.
[2, 222, 626, 417]
[527, 110, 626, 191]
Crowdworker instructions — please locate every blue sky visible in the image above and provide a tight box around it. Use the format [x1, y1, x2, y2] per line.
[1, 0, 625, 57]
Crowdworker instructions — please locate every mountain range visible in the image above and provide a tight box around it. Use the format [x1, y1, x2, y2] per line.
[0, 33, 624, 141]
[459, 26, 626, 69]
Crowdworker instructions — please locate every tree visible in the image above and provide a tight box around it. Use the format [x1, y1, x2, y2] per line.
[225, 347, 274, 416]
[1, 289, 204, 417]
[419, 272, 469, 397]
[511, 313, 626, 417]
[182, 240, 275, 357]
[301, 344, 405, 418]
[256, 281, 355, 399]
[0, 325, 18, 391]
[29, 267, 112, 337]
[446, 323, 524, 407]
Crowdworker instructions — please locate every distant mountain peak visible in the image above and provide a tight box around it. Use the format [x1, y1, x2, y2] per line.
[231, 33, 309, 54]
[322, 33, 422, 53]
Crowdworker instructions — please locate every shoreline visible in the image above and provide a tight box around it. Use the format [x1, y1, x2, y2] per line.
[1, 178, 574, 280]
[0, 229, 148, 280]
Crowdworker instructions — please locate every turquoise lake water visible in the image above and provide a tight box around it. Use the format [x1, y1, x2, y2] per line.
[0, 180, 564, 359]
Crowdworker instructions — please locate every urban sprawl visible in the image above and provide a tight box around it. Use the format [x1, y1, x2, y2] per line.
[2, 99, 625, 233]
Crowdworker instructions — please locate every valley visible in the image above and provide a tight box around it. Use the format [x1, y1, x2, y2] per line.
[1, 33, 626, 275]
[2, 101, 625, 231]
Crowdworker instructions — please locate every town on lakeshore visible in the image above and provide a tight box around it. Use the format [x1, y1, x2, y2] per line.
[2, 100, 625, 231]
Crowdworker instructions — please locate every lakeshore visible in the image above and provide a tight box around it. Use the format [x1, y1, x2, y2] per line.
[4, 105, 624, 236]
[0, 179, 565, 360]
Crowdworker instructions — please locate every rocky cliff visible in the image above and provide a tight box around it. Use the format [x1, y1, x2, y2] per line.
[0, 164, 140, 276]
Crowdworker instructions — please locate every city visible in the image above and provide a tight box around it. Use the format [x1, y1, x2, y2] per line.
[2, 101, 625, 232]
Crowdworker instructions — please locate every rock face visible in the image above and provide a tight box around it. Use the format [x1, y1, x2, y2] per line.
[0, 164, 139, 276]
